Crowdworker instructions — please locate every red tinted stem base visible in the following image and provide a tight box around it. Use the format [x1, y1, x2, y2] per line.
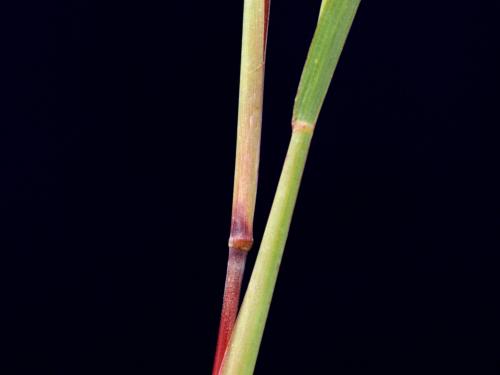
[212, 248, 247, 375]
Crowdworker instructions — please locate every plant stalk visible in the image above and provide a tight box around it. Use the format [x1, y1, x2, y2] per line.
[221, 1, 361, 373]
[212, 0, 270, 374]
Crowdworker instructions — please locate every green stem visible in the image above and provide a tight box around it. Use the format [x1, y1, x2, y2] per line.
[220, 1, 361, 373]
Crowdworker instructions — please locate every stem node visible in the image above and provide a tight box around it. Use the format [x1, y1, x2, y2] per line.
[228, 236, 253, 252]
[292, 120, 316, 133]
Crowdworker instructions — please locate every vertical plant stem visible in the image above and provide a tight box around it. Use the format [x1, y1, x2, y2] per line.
[213, 248, 247, 375]
[221, 1, 361, 374]
[212, 1, 270, 374]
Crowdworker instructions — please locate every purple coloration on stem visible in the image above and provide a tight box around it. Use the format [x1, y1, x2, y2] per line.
[212, 248, 247, 375]
[264, 0, 270, 55]
[229, 207, 253, 252]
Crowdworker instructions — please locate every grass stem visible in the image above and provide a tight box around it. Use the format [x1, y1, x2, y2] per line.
[212, 1, 270, 374]
[221, 1, 361, 373]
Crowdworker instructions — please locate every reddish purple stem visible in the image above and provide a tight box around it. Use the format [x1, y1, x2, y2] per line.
[212, 248, 247, 375]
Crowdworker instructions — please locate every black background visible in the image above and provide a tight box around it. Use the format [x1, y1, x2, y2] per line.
[2, 0, 499, 374]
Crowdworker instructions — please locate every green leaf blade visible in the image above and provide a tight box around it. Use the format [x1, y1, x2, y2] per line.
[293, 0, 361, 125]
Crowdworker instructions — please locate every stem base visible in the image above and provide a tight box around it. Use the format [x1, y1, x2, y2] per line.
[212, 248, 247, 375]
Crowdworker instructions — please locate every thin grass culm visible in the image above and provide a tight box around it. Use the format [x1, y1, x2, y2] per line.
[220, 1, 361, 373]
[212, 1, 270, 374]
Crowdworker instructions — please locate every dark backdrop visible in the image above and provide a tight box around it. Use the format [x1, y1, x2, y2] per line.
[2, 0, 499, 374]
